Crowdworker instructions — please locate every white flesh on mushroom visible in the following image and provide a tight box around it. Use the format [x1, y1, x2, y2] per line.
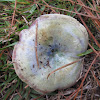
[12, 14, 88, 94]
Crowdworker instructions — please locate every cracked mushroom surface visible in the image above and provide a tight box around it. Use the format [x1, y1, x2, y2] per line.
[12, 14, 88, 94]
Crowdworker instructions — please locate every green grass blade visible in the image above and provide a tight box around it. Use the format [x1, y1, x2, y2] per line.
[77, 49, 93, 56]
[0, 42, 17, 50]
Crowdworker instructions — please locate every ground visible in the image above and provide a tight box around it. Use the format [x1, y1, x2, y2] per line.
[0, 0, 100, 100]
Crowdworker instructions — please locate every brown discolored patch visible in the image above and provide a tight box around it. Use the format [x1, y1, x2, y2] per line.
[18, 73, 28, 82]
[38, 29, 54, 46]
[24, 79, 29, 83]
[19, 73, 25, 80]
[12, 46, 19, 70]
[14, 62, 19, 70]
[33, 86, 50, 94]
[12, 45, 17, 60]
[38, 29, 48, 44]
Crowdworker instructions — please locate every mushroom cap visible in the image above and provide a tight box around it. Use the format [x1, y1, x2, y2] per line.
[12, 14, 88, 94]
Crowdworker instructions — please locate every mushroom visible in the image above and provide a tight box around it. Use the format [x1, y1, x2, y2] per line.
[12, 14, 88, 94]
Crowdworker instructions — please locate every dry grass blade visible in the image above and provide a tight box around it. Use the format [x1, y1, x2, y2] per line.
[80, 85, 83, 100]
[91, 70, 100, 86]
[67, 0, 100, 13]
[11, 0, 17, 27]
[24, 85, 29, 89]
[76, 11, 100, 48]
[0, 50, 4, 58]
[47, 59, 82, 79]
[73, 53, 99, 100]
[8, 0, 17, 38]
[88, 43, 100, 56]
[32, 95, 44, 100]
[42, 0, 57, 13]
[76, 0, 100, 31]
[35, 21, 40, 69]
[35, 2, 100, 19]
[16, 89, 22, 99]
